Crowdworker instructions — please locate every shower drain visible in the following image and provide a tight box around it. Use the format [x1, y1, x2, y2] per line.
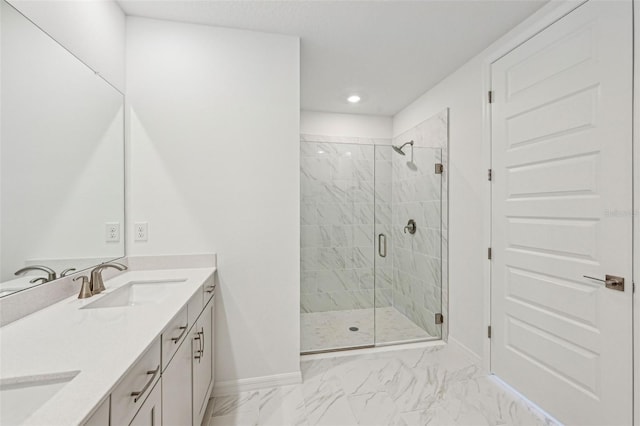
[349, 326, 359, 332]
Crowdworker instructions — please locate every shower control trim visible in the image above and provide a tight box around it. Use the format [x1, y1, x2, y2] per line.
[404, 219, 417, 235]
[378, 233, 387, 258]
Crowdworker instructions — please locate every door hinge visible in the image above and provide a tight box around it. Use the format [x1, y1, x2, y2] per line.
[488, 169, 493, 181]
[435, 313, 444, 324]
[488, 90, 494, 104]
[634, 282, 636, 293]
[488, 325, 492, 338]
[488, 247, 492, 260]
[435, 163, 444, 174]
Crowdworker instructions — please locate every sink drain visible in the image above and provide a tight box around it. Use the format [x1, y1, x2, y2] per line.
[349, 326, 359, 332]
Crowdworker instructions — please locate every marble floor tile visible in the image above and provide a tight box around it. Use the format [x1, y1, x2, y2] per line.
[258, 385, 309, 426]
[302, 372, 359, 426]
[301, 307, 437, 352]
[207, 343, 559, 426]
[400, 403, 458, 426]
[347, 391, 407, 426]
[212, 391, 261, 417]
[210, 411, 259, 426]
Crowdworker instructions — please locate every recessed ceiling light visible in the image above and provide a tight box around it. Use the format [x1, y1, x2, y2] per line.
[347, 95, 361, 103]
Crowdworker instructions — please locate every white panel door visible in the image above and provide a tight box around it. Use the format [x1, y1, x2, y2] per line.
[490, 1, 632, 425]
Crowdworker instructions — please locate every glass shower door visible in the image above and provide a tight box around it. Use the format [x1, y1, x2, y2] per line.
[300, 141, 376, 353]
[374, 145, 443, 345]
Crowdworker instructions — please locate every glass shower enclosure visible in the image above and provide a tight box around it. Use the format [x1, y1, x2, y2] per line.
[300, 140, 443, 353]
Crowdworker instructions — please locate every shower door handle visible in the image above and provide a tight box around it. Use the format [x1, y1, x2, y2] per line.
[378, 233, 387, 258]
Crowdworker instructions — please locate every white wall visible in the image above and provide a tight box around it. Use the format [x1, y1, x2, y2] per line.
[126, 17, 301, 385]
[393, 2, 567, 360]
[6, 0, 126, 91]
[301, 110, 392, 139]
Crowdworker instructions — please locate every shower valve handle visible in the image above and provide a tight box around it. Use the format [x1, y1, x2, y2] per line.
[404, 219, 417, 235]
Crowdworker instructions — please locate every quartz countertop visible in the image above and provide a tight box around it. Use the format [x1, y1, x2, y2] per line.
[0, 267, 216, 425]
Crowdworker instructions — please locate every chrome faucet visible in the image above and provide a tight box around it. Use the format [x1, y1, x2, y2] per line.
[15, 265, 57, 282]
[90, 262, 127, 294]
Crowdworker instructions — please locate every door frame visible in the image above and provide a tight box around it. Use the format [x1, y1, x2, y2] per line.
[481, 0, 590, 373]
[483, 0, 637, 422]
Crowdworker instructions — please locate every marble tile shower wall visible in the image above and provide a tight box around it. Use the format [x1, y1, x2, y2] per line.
[393, 109, 449, 340]
[300, 142, 385, 313]
[391, 148, 442, 337]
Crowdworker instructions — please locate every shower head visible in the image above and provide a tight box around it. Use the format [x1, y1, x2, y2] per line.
[392, 140, 414, 156]
[392, 146, 406, 156]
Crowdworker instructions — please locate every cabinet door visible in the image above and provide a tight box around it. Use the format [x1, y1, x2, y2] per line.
[192, 302, 214, 426]
[162, 337, 192, 426]
[129, 382, 161, 426]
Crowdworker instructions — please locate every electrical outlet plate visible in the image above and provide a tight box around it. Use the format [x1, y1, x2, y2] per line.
[105, 222, 120, 242]
[135, 222, 148, 242]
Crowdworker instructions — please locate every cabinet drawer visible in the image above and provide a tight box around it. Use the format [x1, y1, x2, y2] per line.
[161, 306, 189, 371]
[111, 339, 161, 426]
[187, 284, 204, 327]
[129, 381, 161, 426]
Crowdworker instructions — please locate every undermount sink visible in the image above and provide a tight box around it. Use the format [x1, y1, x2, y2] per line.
[81, 279, 186, 309]
[0, 371, 79, 425]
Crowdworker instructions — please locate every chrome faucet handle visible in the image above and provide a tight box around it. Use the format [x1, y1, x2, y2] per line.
[15, 265, 57, 281]
[74, 275, 92, 299]
[94, 262, 127, 272]
[29, 277, 48, 284]
[61, 268, 77, 277]
[90, 262, 128, 294]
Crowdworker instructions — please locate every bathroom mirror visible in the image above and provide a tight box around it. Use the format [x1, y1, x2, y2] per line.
[0, 1, 125, 297]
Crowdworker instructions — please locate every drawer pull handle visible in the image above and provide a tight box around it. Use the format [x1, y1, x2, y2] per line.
[131, 365, 160, 403]
[205, 285, 215, 294]
[194, 330, 204, 363]
[170, 325, 188, 343]
[199, 327, 205, 357]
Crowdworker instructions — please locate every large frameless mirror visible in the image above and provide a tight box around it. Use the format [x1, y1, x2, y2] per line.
[0, 0, 125, 298]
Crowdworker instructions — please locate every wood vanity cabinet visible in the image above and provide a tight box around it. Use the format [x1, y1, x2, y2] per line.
[81, 282, 216, 426]
[163, 293, 215, 426]
[192, 300, 214, 426]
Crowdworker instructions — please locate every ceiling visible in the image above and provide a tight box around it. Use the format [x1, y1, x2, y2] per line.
[117, 0, 547, 116]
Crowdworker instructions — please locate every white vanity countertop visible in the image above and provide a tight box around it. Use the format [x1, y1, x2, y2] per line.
[0, 267, 216, 426]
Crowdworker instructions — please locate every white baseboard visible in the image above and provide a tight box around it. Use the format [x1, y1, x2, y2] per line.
[213, 371, 302, 396]
[448, 335, 483, 365]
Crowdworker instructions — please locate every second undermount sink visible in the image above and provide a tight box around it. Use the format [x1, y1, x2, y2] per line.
[81, 279, 186, 309]
[0, 371, 79, 425]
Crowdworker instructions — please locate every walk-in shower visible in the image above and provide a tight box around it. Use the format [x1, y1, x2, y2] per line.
[300, 123, 447, 353]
